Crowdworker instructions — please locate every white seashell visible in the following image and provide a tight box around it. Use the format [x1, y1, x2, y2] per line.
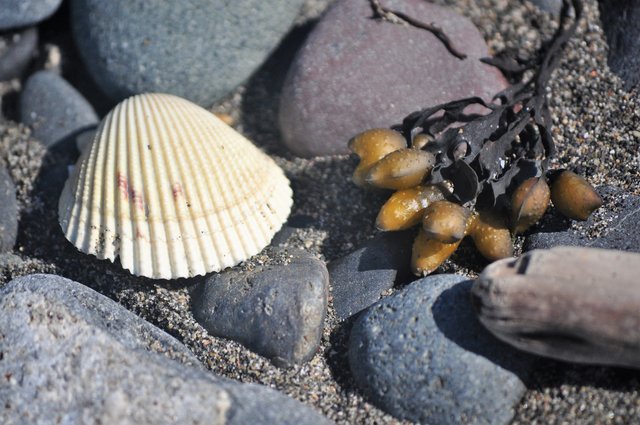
[58, 93, 293, 279]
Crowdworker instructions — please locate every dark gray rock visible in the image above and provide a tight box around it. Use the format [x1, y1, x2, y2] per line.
[70, 0, 306, 106]
[0, 0, 62, 30]
[328, 230, 413, 320]
[33, 161, 70, 205]
[599, 0, 640, 91]
[0, 27, 37, 81]
[349, 274, 532, 425]
[192, 249, 329, 368]
[20, 70, 99, 151]
[0, 274, 333, 425]
[525, 186, 640, 252]
[0, 166, 17, 253]
[473, 247, 640, 369]
[279, 0, 508, 157]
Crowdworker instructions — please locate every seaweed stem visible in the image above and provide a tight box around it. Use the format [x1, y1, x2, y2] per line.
[369, 0, 468, 60]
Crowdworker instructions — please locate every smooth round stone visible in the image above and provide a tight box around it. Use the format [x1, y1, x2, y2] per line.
[599, 0, 640, 91]
[279, 0, 508, 157]
[70, 0, 306, 106]
[0, 166, 18, 253]
[0, 0, 62, 30]
[328, 230, 413, 320]
[525, 186, 640, 252]
[20, 70, 98, 151]
[0, 274, 333, 425]
[349, 274, 532, 425]
[0, 27, 38, 81]
[192, 249, 329, 368]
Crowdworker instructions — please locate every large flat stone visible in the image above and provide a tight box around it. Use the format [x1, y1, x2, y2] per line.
[0, 274, 333, 425]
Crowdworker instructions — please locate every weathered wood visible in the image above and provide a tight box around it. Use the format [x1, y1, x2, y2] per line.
[472, 246, 640, 368]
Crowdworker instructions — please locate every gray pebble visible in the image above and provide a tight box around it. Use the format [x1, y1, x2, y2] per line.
[0, 252, 23, 267]
[20, 70, 98, 151]
[70, 0, 306, 106]
[192, 249, 329, 368]
[279, 0, 507, 157]
[525, 186, 640, 252]
[349, 274, 532, 425]
[0, 0, 62, 30]
[0, 166, 17, 253]
[473, 247, 640, 369]
[526, 0, 562, 15]
[599, 0, 640, 91]
[0, 27, 38, 81]
[0, 274, 333, 425]
[328, 230, 413, 320]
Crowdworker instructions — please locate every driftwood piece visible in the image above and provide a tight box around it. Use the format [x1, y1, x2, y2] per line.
[472, 246, 640, 368]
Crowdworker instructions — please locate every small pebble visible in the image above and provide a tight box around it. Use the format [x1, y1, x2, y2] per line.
[279, 0, 507, 157]
[20, 70, 98, 151]
[70, 0, 306, 106]
[349, 274, 532, 424]
[473, 247, 640, 369]
[0, 0, 63, 30]
[0, 274, 333, 425]
[328, 230, 413, 320]
[0, 166, 18, 253]
[0, 27, 38, 81]
[526, 0, 562, 15]
[191, 249, 329, 368]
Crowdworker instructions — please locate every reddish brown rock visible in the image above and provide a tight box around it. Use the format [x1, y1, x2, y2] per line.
[279, 0, 508, 157]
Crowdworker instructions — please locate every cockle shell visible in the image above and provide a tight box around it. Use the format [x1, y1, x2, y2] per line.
[58, 93, 293, 279]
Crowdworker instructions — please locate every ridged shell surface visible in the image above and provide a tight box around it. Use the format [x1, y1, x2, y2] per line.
[58, 93, 293, 279]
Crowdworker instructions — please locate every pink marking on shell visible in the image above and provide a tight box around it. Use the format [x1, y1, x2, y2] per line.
[117, 172, 146, 214]
[130, 188, 145, 212]
[117, 172, 129, 200]
[172, 183, 183, 199]
[135, 228, 148, 241]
